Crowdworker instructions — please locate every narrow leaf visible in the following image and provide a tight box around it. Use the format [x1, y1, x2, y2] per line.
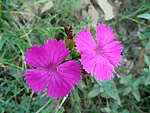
[132, 90, 140, 102]
[138, 13, 150, 20]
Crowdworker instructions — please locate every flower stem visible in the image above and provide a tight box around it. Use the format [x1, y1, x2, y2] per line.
[55, 95, 68, 113]
[36, 98, 51, 113]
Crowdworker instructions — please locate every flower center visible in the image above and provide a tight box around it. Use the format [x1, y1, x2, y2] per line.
[95, 46, 102, 55]
[49, 66, 58, 72]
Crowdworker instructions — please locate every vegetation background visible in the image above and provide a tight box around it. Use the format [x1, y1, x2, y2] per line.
[0, 0, 150, 112]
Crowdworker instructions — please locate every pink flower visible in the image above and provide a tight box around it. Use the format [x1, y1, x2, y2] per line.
[75, 23, 123, 82]
[23, 39, 81, 99]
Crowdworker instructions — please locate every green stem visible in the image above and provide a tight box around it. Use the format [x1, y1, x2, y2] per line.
[36, 98, 52, 113]
[55, 95, 68, 113]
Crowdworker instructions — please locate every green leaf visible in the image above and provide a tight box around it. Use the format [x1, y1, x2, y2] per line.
[0, 36, 8, 50]
[137, 13, 150, 20]
[137, 32, 143, 39]
[142, 40, 147, 46]
[123, 87, 131, 96]
[88, 87, 100, 98]
[145, 73, 150, 85]
[143, 32, 150, 39]
[145, 39, 150, 50]
[144, 54, 150, 66]
[131, 90, 140, 102]
[133, 77, 144, 88]
[94, 76, 121, 106]
[93, 75, 102, 85]
[105, 89, 117, 100]
[100, 87, 104, 92]
[122, 109, 130, 113]
[120, 74, 132, 86]
[101, 107, 111, 113]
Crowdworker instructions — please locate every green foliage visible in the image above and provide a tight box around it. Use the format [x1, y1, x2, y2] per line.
[0, 0, 150, 113]
[137, 31, 150, 50]
[137, 13, 150, 20]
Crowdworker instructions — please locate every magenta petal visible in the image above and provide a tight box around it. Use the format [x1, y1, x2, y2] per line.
[23, 45, 50, 69]
[46, 61, 81, 99]
[96, 23, 116, 48]
[81, 51, 97, 75]
[23, 39, 70, 69]
[94, 55, 116, 82]
[75, 28, 96, 54]
[46, 39, 70, 65]
[101, 41, 123, 67]
[24, 69, 50, 95]
[81, 52, 116, 82]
